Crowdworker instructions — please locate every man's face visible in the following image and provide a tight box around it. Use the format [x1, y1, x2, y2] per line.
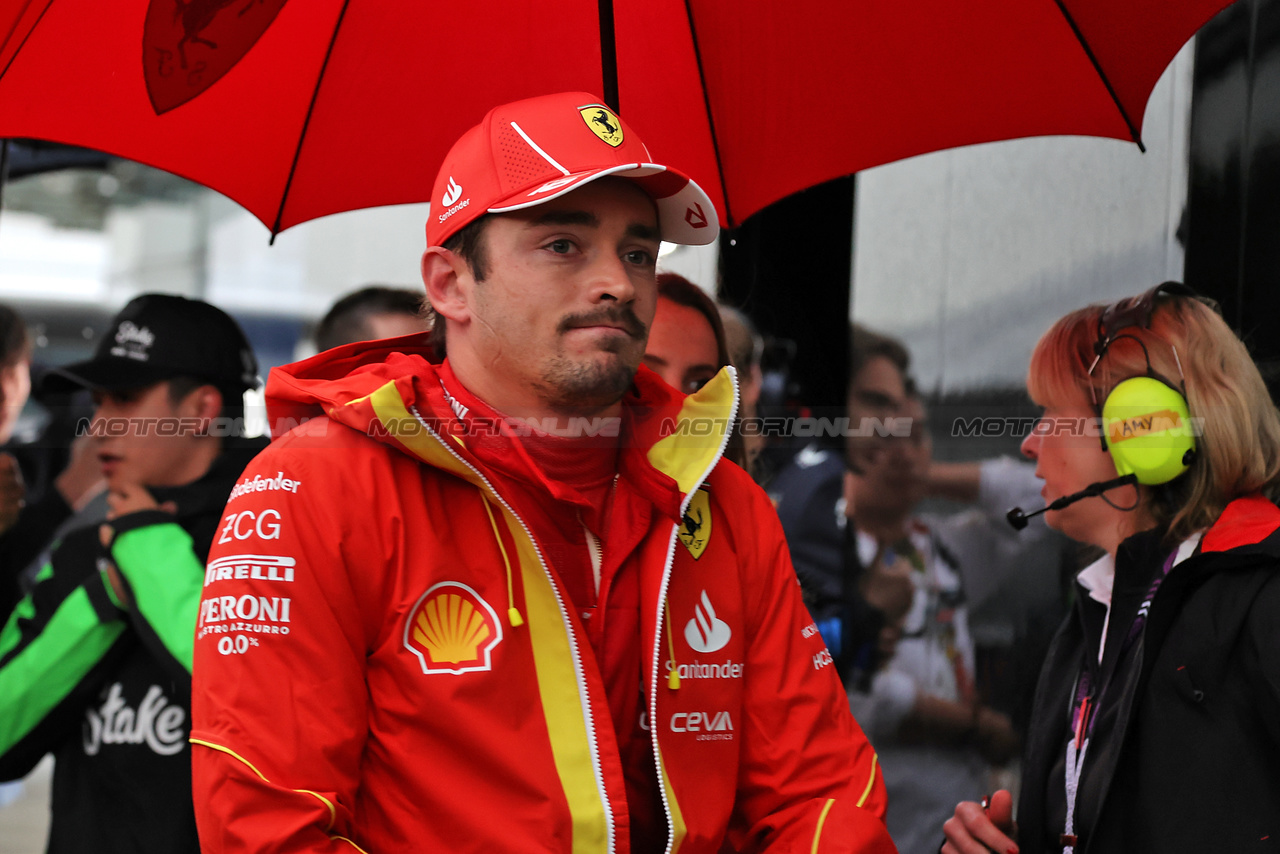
[853, 395, 932, 517]
[846, 355, 908, 474]
[643, 297, 721, 395]
[0, 357, 31, 445]
[453, 178, 661, 414]
[91, 381, 213, 490]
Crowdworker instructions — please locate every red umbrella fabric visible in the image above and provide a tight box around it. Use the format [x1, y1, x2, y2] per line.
[0, 0, 1235, 236]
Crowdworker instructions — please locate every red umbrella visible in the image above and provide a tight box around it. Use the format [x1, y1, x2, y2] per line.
[0, 0, 1235, 237]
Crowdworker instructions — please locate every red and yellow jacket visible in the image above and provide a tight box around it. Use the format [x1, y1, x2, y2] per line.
[190, 335, 893, 854]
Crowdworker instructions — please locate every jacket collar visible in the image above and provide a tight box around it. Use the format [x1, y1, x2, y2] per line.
[263, 334, 738, 512]
[1200, 494, 1280, 554]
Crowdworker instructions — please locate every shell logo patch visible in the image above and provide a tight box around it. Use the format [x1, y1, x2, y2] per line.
[678, 487, 712, 559]
[580, 105, 624, 147]
[403, 582, 502, 675]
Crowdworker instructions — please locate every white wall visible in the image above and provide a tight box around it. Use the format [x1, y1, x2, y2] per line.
[0, 211, 107, 303]
[658, 240, 719, 295]
[852, 44, 1196, 393]
[205, 197, 431, 319]
[105, 200, 203, 304]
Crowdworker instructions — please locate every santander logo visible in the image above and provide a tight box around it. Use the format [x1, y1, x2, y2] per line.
[442, 176, 463, 207]
[685, 590, 732, 653]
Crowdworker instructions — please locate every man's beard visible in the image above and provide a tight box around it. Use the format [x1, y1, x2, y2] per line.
[537, 306, 647, 413]
[538, 344, 640, 413]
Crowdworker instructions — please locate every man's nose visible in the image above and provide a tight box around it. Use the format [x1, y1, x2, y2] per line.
[88, 403, 114, 435]
[589, 254, 637, 304]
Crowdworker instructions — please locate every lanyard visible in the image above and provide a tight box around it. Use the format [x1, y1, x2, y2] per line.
[1061, 547, 1179, 852]
[1060, 683, 1094, 853]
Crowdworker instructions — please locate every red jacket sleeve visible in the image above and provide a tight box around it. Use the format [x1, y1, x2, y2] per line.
[190, 431, 373, 853]
[726, 474, 894, 854]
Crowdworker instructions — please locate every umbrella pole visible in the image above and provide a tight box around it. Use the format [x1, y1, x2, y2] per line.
[598, 0, 619, 111]
[0, 139, 9, 233]
[0, 139, 8, 215]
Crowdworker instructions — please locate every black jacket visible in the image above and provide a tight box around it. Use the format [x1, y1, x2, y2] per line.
[769, 445, 888, 688]
[1017, 495, 1280, 853]
[0, 438, 265, 854]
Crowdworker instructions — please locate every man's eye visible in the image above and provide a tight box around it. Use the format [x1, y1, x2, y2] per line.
[548, 239, 573, 254]
[625, 249, 654, 266]
[683, 374, 715, 394]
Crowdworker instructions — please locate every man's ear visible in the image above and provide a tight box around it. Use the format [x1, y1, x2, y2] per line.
[421, 247, 471, 326]
[191, 385, 223, 422]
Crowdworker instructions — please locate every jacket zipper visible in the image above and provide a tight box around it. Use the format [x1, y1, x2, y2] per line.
[649, 368, 741, 854]
[410, 406, 616, 854]
[584, 524, 603, 595]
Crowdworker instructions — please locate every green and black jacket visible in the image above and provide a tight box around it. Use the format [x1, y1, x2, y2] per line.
[0, 440, 264, 854]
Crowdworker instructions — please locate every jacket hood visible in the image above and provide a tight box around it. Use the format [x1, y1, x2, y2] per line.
[264, 333, 739, 507]
[1199, 493, 1280, 557]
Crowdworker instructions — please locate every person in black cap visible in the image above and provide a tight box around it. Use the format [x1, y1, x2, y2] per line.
[0, 293, 264, 854]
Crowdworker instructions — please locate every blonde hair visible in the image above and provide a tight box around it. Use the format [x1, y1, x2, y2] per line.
[1027, 289, 1280, 542]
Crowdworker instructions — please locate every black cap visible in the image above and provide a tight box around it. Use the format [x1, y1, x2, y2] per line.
[43, 294, 260, 394]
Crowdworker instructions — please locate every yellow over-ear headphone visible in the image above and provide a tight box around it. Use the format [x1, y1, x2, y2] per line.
[1090, 282, 1198, 486]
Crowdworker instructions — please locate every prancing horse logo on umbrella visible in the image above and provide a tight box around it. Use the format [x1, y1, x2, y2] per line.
[143, 0, 288, 115]
[580, 105, 624, 147]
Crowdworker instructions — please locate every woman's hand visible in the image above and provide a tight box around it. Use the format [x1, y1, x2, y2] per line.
[941, 789, 1018, 854]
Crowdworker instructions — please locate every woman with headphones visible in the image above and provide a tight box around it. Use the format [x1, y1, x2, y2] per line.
[941, 283, 1280, 854]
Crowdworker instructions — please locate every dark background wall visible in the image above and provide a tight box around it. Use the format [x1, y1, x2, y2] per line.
[1186, 0, 1280, 396]
[717, 176, 855, 424]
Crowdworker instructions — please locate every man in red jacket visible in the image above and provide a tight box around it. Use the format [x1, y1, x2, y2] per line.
[190, 91, 894, 854]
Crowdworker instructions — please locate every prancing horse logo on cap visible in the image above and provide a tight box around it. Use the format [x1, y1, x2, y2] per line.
[580, 106, 624, 147]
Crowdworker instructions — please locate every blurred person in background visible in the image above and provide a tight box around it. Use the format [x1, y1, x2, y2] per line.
[774, 323, 1060, 685]
[642, 272, 729, 395]
[0, 304, 33, 541]
[642, 272, 752, 472]
[313, 284, 428, 352]
[772, 323, 1062, 854]
[944, 283, 1280, 854]
[0, 304, 32, 450]
[0, 305, 103, 624]
[771, 323, 917, 687]
[846, 389, 1018, 854]
[719, 303, 765, 479]
[0, 294, 263, 854]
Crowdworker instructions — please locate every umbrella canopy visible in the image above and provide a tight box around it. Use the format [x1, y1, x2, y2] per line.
[0, 0, 1235, 236]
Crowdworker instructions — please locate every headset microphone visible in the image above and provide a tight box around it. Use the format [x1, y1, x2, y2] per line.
[1006, 474, 1139, 531]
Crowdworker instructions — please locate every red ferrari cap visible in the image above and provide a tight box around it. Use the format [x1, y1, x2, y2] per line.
[426, 92, 718, 248]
